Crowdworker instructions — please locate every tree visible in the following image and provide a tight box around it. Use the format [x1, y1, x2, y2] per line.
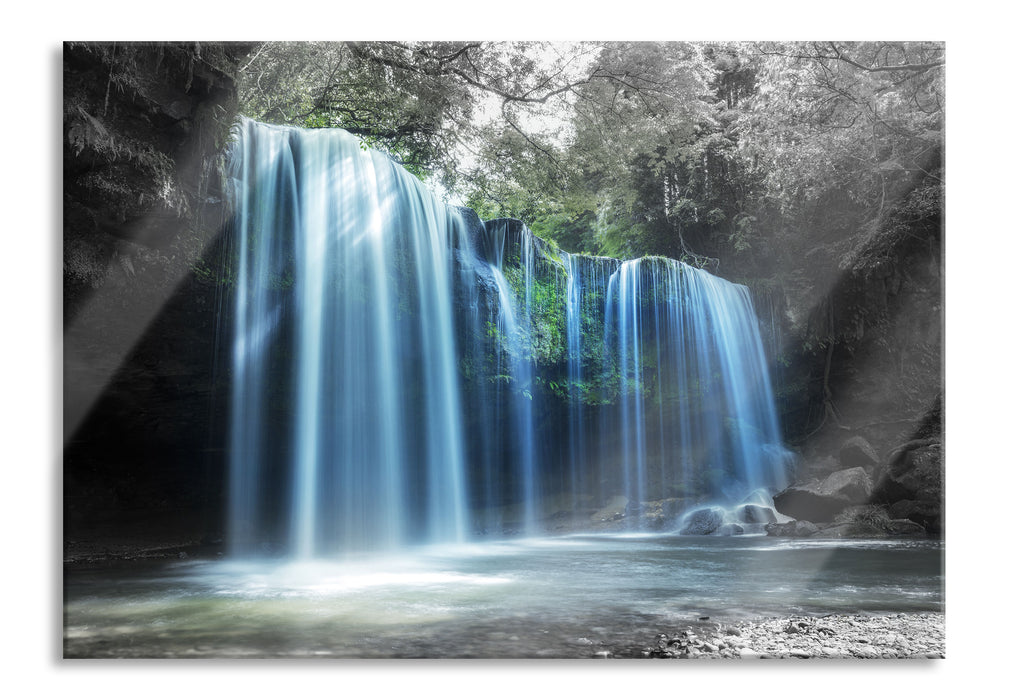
[463, 42, 721, 259]
[237, 41, 606, 184]
[555, 42, 761, 268]
[236, 41, 721, 246]
[235, 40, 944, 279]
[738, 42, 944, 255]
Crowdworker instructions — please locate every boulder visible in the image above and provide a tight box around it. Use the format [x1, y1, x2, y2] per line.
[839, 436, 880, 469]
[765, 520, 819, 537]
[875, 444, 942, 504]
[814, 504, 929, 538]
[885, 518, 928, 536]
[772, 467, 873, 522]
[887, 499, 943, 534]
[816, 518, 924, 538]
[680, 507, 724, 535]
[738, 504, 777, 524]
[873, 442, 943, 534]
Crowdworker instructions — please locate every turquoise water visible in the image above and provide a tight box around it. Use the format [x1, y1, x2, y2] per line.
[64, 534, 943, 658]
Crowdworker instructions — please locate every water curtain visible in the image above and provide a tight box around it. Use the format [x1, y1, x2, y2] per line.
[226, 119, 789, 556]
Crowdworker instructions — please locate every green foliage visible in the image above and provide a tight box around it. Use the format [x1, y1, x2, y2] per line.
[496, 258, 568, 368]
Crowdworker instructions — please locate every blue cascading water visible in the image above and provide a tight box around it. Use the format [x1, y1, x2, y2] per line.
[601, 258, 789, 523]
[227, 119, 469, 557]
[482, 222, 542, 534]
[226, 119, 790, 556]
[564, 254, 586, 513]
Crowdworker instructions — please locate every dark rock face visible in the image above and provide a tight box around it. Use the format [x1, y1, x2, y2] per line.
[772, 165, 942, 497]
[876, 444, 942, 502]
[887, 500, 942, 533]
[772, 467, 872, 522]
[64, 43, 253, 316]
[874, 443, 943, 533]
[63, 42, 251, 553]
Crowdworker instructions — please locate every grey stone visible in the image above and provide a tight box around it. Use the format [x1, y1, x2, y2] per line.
[876, 444, 942, 499]
[772, 467, 872, 522]
[887, 499, 942, 533]
[765, 520, 819, 537]
[680, 507, 724, 535]
[874, 443, 942, 534]
[738, 504, 777, 524]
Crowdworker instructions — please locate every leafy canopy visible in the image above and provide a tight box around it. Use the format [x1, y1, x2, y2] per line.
[237, 41, 944, 276]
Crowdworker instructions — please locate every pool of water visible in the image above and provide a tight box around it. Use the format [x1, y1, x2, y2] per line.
[63, 534, 944, 658]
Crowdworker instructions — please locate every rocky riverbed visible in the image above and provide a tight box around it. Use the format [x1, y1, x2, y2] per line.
[615, 612, 944, 659]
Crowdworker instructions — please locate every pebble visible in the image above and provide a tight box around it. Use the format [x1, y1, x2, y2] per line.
[642, 613, 943, 660]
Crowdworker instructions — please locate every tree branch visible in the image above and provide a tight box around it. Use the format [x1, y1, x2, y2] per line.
[828, 42, 944, 74]
[499, 100, 564, 174]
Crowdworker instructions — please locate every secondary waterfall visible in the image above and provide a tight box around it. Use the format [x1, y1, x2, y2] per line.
[226, 119, 790, 557]
[601, 258, 789, 525]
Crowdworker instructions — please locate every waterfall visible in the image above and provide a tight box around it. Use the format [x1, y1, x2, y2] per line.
[564, 254, 585, 515]
[227, 119, 469, 557]
[601, 258, 789, 517]
[481, 220, 543, 534]
[226, 119, 790, 557]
